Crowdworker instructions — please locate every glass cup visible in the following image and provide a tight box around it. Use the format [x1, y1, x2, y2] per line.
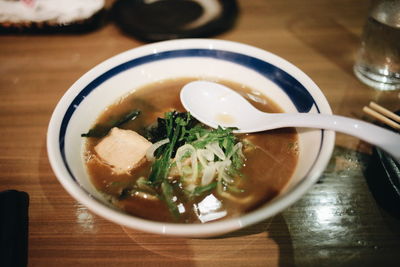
[353, 0, 400, 91]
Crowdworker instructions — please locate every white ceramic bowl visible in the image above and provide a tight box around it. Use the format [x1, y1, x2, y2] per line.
[47, 39, 335, 237]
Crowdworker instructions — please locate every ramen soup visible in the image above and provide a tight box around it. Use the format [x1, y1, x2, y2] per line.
[82, 78, 298, 223]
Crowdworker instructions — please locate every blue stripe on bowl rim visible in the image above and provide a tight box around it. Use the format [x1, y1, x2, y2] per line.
[59, 48, 323, 181]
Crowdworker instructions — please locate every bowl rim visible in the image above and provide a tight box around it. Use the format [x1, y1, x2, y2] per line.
[47, 38, 335, 237]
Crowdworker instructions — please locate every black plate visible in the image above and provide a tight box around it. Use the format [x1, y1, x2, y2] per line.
[112, 0, 239, 42]
[364, 110, 400, 217]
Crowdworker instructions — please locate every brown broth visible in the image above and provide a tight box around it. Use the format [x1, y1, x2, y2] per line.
[84, 78, 298, 223]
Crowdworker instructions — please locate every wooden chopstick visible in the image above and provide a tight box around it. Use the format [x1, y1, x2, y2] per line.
[363, 101, 400, 130]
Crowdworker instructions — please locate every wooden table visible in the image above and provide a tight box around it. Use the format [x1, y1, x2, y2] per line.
[1, 0, 400, 266]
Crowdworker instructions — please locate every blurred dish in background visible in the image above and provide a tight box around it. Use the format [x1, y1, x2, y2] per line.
[364, 110, 400, 218]
[111, 0, 239, 42]
[0, 0, 106, 33]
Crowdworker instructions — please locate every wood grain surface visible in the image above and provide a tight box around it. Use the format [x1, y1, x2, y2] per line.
[1, 0, 400, 266]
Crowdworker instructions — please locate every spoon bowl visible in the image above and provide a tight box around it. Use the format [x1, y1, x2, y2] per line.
[181, 81, 400, 162]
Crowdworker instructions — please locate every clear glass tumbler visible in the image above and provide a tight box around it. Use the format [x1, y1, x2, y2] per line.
[353, 0, 400, 91]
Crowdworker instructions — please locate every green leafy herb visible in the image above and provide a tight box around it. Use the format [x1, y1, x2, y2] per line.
[146, 111, 197, 154]
[148, 111, 194, 184]
[161, 181, 180, 218]
[185, 126, 244, 176]
[187, 126, 238, 150]
[81, 109, 141, 138]
[144, 111, 246, 218]
[192, 182, 217, 197]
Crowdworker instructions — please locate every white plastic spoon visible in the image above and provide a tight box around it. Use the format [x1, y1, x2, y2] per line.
[180, 80, 400, 162]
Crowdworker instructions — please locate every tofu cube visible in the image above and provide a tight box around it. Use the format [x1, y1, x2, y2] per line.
[94, 127, 152, 174]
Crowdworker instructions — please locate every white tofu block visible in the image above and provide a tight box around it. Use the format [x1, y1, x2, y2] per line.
[94, 127, 152, 174]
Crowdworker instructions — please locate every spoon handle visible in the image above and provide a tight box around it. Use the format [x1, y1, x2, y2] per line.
[265, 113, 400, 161]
